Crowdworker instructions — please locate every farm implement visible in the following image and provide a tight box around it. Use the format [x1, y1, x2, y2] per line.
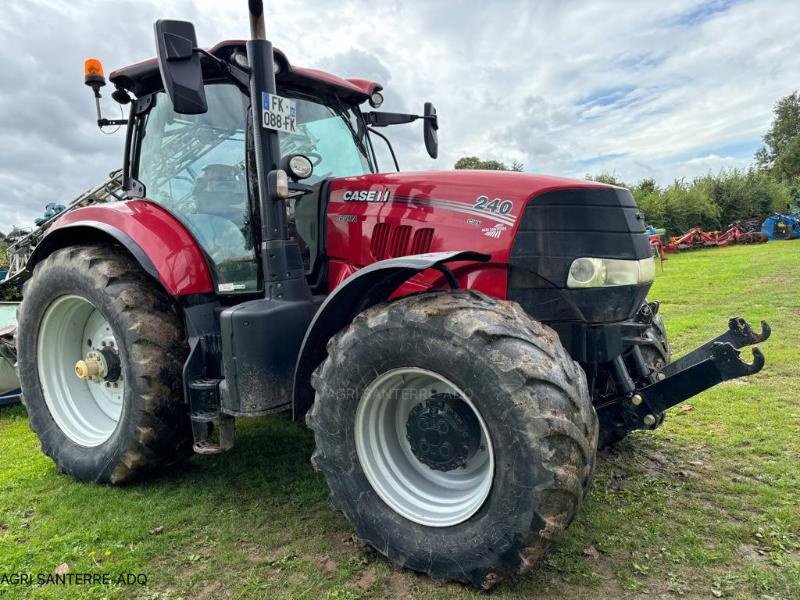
[664, 223, 767, 252]
[762, 212, 800, 240]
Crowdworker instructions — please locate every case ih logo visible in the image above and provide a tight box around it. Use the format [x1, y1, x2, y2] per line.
[342, 190, 391, 203]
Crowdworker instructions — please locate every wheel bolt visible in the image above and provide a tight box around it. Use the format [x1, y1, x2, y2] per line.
[643, 414, 657, 426]
[631, 394, 643, 406]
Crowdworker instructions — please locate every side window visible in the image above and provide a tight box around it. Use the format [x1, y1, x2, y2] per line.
[137, 85, 258, 294]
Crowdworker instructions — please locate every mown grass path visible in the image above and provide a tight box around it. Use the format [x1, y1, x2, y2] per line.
[1, 242, 798, 599]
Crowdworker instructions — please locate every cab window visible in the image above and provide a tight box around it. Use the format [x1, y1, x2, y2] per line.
[137, 84, 257, 294]
[136, 84, 375, 291]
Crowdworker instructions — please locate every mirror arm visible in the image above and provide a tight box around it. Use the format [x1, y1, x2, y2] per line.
[364, 111, 419, 127]
[286, 182, 314, 199]
[98, 118, 129, 127]
[194, 48, 250, 93]
[367, 126, 400, 172]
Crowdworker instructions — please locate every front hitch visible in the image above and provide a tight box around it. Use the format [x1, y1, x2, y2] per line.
[658, 317, 769, 379]
[597, 317, 769, 433]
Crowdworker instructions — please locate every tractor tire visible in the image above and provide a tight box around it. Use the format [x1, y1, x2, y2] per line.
[307, 291, 598, 589]
[773, 223, 794, 240]
[597, 303, 670, 449]
[17, 244, 192, 484]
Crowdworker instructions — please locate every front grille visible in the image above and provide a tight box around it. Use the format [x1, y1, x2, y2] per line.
[371, 224, 434, 260]
[508, 187, 652, 324]
[388, 225, 412, 257]
[370, 223, 391, 259]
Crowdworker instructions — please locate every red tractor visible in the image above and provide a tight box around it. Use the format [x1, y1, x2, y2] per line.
[14, 2, 770, 588]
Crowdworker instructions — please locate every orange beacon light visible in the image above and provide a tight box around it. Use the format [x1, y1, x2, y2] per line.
[84, 58, 106, 90]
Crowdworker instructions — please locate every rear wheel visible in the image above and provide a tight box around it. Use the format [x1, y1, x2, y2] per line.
[17, 245, 192, 483]
[308, 291, 598, 588]
[773, 222, 794, 240]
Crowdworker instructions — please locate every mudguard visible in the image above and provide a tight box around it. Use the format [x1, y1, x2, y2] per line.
[29, 200, 213, 297]
[292, 250, 489, 419]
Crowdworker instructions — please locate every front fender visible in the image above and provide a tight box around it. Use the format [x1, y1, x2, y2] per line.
[292, 250, 489, 419]
[30, 200, 213, 297]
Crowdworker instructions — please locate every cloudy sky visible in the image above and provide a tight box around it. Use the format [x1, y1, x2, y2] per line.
[1, 0, 797, 229]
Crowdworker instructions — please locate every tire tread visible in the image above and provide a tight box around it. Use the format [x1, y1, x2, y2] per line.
[308, 291, 598, 588]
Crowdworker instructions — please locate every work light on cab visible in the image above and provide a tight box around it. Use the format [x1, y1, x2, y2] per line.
[369, 91, 384, 108]
[286, 155, 313, 180]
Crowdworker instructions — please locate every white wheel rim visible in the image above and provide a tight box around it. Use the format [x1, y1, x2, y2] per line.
[37, 295, 124, 447]
[355, 368, 494, 527]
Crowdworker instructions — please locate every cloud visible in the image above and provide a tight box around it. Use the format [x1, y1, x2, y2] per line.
[0, 0, 797, 230]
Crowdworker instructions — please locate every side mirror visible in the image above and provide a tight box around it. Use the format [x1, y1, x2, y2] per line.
[423, 102, 438, 159]
[154, 20, 207, 114]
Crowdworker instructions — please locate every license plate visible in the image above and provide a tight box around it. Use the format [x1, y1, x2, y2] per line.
[262, 92, 297, 134]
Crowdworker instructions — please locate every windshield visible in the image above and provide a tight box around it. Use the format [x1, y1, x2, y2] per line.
[136, 83, 373, 294]
[279, 93, 374, 183]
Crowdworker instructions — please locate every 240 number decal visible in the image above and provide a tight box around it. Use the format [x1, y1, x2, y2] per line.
[474, 195, 513, 215]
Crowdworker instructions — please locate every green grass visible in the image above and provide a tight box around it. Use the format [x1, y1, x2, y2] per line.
[1, 242, 799, 599]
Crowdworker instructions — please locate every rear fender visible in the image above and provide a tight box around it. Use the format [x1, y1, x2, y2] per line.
[29, 200, 213, 297]
[292, 250, 489, 419]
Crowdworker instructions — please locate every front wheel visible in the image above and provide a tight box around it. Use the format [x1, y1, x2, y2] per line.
[308, 291, 598, 588]
[17, 245, 192, 483]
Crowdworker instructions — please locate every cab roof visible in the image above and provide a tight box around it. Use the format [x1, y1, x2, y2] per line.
[109, 40, 382, 104]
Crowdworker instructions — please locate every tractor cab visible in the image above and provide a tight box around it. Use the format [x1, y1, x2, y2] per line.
[108, 41, 382, 295]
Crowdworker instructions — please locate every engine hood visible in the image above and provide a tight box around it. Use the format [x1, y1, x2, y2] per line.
[329, 169, 613, 215]
[325, 169, 652, 326]
[326, 170, 616, 252]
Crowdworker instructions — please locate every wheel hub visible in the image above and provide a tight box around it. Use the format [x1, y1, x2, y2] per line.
[74, 347, 121, 383]
[75, 351, 107, 382]
[406, 393, 481, 471]
[39, 295, 125, 447]
[98, 346, 122, 382]
[355, 368, 494, 527]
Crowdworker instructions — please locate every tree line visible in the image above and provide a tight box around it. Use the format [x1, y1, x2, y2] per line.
[456, 91, 800, 236]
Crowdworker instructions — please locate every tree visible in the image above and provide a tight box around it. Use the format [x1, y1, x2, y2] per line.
[756, 91, 800, 184]
[454, 156, 523, 171]
[585, 172, 627, 187]
[634, 178, 658, 196]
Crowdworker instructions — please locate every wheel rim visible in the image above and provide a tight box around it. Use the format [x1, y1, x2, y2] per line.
[355, 367, 494, 527]
[37, 295, 124, 447]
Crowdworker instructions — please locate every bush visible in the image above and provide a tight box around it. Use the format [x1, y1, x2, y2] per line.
[0, 239, 7, 270]
[587, 170, 793, 236]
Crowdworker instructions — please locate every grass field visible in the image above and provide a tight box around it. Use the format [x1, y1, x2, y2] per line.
[1, 242, 798, 599]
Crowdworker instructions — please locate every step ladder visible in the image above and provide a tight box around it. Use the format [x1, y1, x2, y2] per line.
[187, 334, 234, 455]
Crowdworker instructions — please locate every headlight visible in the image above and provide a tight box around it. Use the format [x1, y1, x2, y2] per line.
[567, 257, 655, 288]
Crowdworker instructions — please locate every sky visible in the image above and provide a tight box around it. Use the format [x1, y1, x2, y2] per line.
[0, 0, 798, 229]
